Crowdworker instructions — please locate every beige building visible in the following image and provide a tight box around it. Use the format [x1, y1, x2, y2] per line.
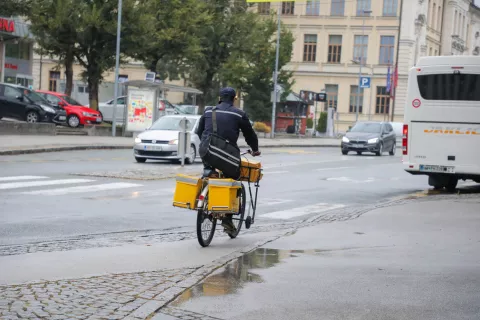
[32, 53, 186, 106]
[257, 0, 403, 132]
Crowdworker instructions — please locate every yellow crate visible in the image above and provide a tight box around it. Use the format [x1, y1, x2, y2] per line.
[240, 158, 263, 182]
[208, 179, 242, 213]
[173, 174, 202, 210]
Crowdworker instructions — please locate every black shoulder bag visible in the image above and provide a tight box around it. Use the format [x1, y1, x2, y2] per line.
[199, 107, 241, 179]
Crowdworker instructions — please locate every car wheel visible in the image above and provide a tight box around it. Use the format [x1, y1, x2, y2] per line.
[342, 150, 348, 155]
[68, 115, 81, 128]
[26, 111, 39, 123]
[446, 177, 458, 193]
[98, 112, 104, 124]
[357, 151, 362, 155]
[135, 157, 147, 163]
[185, 144, 196, 165]
[375, 143, 383, 156]
[389, 142, 396, 156]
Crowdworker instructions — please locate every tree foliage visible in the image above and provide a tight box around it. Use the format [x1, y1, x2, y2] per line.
[2, 0, 32, 16]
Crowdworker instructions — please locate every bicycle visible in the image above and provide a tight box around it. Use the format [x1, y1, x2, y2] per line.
[195, 150, 262, 247]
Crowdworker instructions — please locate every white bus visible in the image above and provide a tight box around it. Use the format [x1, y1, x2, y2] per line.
[402, 56, 480, 191]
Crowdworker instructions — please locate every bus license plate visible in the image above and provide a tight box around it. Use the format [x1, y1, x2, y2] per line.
[419, 165, 455, 173]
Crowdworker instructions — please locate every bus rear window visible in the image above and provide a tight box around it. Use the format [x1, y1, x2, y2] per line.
[417, 73, 480, 101]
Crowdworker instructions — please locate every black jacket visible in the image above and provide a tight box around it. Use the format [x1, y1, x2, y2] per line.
[195, 101, 259, 152]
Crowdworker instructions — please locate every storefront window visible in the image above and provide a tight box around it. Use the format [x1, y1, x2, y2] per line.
[19, 42, 31, 60]
[5, 43, 19, 58]
[4, 42, 31, 60]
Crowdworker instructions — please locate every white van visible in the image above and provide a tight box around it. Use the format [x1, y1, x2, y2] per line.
[402, 56, 480, 191]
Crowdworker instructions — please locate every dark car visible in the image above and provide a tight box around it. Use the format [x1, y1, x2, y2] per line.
[0, 84, 67, 124]
[341, 121, 397, 156]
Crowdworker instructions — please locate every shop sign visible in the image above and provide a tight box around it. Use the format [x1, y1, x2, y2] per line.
[0, 18, 15, 33]
[5, 63, 18, 70]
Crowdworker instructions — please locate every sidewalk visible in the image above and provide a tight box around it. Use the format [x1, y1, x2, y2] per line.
[0, 135, 340, 155]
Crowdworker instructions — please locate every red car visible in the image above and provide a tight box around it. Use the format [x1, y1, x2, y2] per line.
[36, 90, 103, 128]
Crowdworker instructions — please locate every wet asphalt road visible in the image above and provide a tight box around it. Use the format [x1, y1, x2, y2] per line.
[0, 147, 429, 247]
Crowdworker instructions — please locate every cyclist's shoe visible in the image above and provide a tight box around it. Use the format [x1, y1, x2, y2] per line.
[221, 216, 237, 234]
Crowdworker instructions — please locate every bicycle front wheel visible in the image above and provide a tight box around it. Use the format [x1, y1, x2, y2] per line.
[196, 206, 217, 247]
[228, 184, 246, 239]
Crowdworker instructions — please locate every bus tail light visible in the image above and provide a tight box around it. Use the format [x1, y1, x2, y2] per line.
[402, 124, 408, 155]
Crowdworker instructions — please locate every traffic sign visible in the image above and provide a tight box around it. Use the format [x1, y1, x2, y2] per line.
[359, 77, 371, 88]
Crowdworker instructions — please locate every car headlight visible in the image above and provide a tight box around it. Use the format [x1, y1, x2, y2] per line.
[134, 137, 141, 144]
[342, 136, 350, 143]
[41, 105, 55, 113]
[368, 138, 379, 144]
[83, 112, 96, 117]
[169, 139, 178, 145]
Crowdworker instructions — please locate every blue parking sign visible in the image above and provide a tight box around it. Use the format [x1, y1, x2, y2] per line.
[359, 77, 371, 88]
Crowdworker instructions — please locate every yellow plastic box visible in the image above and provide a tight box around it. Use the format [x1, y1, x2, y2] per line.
[173, 174, 202, 210]
[207, 179, 242, 213]
[240, 158, 263, 182]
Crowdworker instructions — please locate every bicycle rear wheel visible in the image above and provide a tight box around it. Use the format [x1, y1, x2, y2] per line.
[228, 184, 246, 239]
[197, 208, 216, 247]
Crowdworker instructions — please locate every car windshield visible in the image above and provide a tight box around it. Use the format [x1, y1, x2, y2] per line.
[23, 89, 48, 104]
[63, 95, 83, 106]
[350, 123, 382, 133]
[150, 117, 197, 131]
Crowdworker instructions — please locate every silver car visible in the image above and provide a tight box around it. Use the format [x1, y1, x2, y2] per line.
[133, 115, 201, 164]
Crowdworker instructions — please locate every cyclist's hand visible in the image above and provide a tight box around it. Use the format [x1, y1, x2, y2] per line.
[252, 150, 261, 157]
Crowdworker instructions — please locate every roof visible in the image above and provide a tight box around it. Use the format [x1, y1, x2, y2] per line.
[164, 114, 201, 119]
[37, 90, 66, 96]
[123, 80, 202, 94]
[417, 55, 480, 66]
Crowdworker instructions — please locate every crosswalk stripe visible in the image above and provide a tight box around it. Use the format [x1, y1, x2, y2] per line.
[22, 182, 142, 196]
[0, 179, 93, 190]
[261, 203, 345, 220]
[0, 176, 49, 182]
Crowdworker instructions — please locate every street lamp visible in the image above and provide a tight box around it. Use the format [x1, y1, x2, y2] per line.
[111, 0, 123, 137]
[354, 9, 372, 123]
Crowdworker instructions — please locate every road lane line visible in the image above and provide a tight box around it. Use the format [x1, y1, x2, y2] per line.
[0, 179, 93, 190]
[0, 176, 49, 182]
[315, 167, 354, 171]
[22, 183, 142, 196]
[261, 203, 345, 220]
[263, 171, 289, 174]
[263, 159, 351, 169]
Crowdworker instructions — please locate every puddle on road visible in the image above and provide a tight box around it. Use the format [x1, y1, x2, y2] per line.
[172, 248, 332, 306]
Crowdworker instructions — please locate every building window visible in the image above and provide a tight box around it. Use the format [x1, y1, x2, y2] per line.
[282, 1, 295, 15]
[454, 10, 457, 35]
[303, 35, 318, 62]
[357, 0, 371, 16]
[331, 0, 345, 16]
[306, 0, 320, 15]
[49, 71, 61, 92]
[429, 47, 433, 56]
[349, 86, 364, 113]
[353, 35, 368, 64]
[5, 43, 19, 58]
[434, 49, 438, 56]
[437, 6, 442, 29]
[258, 2, 271, 15]
[328, 35, 342, 63]
[379, 36, 395, 64]
[326, 85, 338, 111]
[375, 86, 390, 114]
[383, 0, 397, 16]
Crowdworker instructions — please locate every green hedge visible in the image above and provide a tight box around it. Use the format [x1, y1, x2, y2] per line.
[316, 112, 327, 133]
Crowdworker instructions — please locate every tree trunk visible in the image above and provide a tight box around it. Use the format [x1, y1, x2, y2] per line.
[87, 75, 100, 111]
[64, 49, 74, 97]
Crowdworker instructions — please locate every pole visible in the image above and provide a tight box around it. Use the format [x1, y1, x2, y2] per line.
[0, 42, 6, 83]
[271, 5, 281, 138]
[355, 13, 366, 122]
[111, 0, 123, 137]
[368, 70, 373, 120]
[391, 0, 404, 122]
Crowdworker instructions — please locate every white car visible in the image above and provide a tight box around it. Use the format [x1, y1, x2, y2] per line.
[133, 115, 201, 164]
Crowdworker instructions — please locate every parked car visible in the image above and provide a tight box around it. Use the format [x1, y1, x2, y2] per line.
[0, 84, 67, 124]
[96, 96, 183, 124]
[133, 115, 200, 164]
[341, 121, 397, 156]
[36, 90, 102, 128]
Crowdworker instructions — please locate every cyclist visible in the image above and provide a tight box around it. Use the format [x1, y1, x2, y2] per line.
[196, 87, 260, 234]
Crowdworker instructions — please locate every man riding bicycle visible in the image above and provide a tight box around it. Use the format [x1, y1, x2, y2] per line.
[196, 87, 261, 234]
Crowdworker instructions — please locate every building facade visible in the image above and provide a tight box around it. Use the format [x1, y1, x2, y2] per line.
[0, 16, 34, 88]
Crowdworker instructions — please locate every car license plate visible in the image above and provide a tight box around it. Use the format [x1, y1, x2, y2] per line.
[419, 164, 455, 173]
[96, 117, 102, 122]
[353, 144, 362, 148]
[59, 116, 66, 121]
[144, 145, 162, 151]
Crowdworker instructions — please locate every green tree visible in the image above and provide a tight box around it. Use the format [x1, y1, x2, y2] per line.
[316, 112, 327, 133]
[29, 0, 79, 96]
[2, 0, 32, 16]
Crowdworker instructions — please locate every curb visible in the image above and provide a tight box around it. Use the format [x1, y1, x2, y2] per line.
[0, 144, 341, 156]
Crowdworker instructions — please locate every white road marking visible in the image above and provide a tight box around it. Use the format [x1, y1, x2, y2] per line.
[262, 203, 345, 220]
[0, 179, 93, 190]
[264, 159, 351, 170]
[315, 167, 354, 171]
[263, 171, 289, 174]
[23, 183, 142, 196]
[0, 176, 49, 182]
[259, 198, 294, 206]
[326, 177, 375, 183]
